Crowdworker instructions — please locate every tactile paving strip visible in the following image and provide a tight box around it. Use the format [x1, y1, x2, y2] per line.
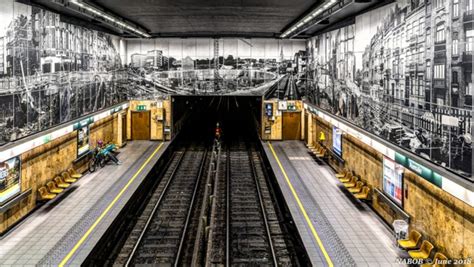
[38, 145, 155, 265]
[278, 146, 357, 267]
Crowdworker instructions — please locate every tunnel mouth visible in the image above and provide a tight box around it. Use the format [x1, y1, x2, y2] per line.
[171, 95, 263, 143]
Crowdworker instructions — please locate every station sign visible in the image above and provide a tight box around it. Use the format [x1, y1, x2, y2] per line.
[73, 117, 94, 130]
[394, 153, 442, 188]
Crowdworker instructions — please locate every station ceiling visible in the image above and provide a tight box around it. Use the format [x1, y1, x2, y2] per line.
[27, 0, 394, 38]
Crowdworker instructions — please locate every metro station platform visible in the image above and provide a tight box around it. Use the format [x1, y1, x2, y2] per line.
[262, 140, 405, 267]
[0, 141, 168, 266]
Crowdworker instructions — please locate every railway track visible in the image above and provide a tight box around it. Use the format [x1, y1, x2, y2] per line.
[205, 141, 292, 266]
[114, 146, 208, 266]
[110, 141, 301, 266]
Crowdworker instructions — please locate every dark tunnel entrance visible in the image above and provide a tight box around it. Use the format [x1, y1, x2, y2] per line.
[171, 96, 262, 143]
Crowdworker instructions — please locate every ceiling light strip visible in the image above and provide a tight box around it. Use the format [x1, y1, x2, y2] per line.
[281, 0, 339, 38]
[69, 0, 151, 37]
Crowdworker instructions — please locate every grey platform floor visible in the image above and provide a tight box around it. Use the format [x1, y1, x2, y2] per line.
[0, 141, 168, 266]
[262, 141, 404, 267]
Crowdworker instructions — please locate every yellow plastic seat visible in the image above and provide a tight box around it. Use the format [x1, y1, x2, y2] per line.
[335, 168, 348, 178]
[398, 230, 422, 250]
[38, 187, 56, 200]
[343, 176, 358, 188]
[408, 240, 434, 259]
[316, 148, 326, 158]
[421, 252, 448, 267]
[54, 176, 70, 188]
[68, 168, 82, 179]
[339, 172, 353, 183]
[354, 186, 370, 200]
[46, 181, 63, 194]
[61, 172, 77, 183]
[348, 181, 364, 193]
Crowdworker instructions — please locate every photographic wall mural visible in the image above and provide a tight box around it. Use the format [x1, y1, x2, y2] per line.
[0, 0, 127, 146]
[125, 38, 306, 96]
[307, 0, 473, 178]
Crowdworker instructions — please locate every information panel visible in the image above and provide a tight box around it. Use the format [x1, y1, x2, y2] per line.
[383, 156, 404, 206]
[0, 157, 21, 205]
[77, 125, 90, 157]
[332, 126, 342, 157]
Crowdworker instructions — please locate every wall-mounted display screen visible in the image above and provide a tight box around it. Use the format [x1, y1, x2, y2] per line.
[0, 157, 21, 206]
[265, 103, 273, 117]
[332, 126, 342, 157]
[77, 125, 90, 157]
[383, 157, 404, 206]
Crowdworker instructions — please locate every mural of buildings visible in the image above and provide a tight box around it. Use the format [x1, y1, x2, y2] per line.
[308, 0, 473, 177]
[125, 38, 306, 94]
[0, 2, 126, 145]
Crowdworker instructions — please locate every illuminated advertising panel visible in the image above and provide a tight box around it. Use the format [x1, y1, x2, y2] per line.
[332, 126, 342, 157]
[77, 125, 90, 157]
[383, 156, 404, 206]
[0, 157, 21, 205]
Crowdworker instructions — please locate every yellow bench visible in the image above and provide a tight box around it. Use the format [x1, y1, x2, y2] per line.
[398, 230, 422, 250]
[421, 252, 448, 267]
[408, 240, 434, 260]
[354, 186, 370, 200]
[38, 187, 56, 201]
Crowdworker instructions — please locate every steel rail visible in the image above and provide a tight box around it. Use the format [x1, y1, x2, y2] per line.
[124, 150, 187, 267]
[174, 149, 209, 266]
[225, 148, 231, 267]
[248, 148, 278, 266]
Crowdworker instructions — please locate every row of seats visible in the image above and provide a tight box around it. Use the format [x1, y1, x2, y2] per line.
[336, 168, 370, 200]
[307, 142, 327, 159]
[398, 230, 447, 266]
[305, 143, 370, 200]
[38, 168, 83, 201]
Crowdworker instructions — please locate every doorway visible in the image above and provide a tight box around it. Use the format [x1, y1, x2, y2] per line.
[131, 111, 151, 140]
[282, 112, 301, 140]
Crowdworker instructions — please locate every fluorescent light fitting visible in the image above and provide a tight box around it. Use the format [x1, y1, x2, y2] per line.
[69, 0, 150, 37]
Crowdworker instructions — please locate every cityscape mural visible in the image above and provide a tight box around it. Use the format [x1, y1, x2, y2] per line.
[125, 38, 306, 95]
[0, 0, 126, 145]
[307, 0, 473, 178]
[0, 0, 306, 146]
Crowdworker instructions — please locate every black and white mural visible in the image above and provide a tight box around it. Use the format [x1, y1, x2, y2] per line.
[307, 0, 473, 178]
[125, 38, 306, 95]
[0, 0, 127, 145]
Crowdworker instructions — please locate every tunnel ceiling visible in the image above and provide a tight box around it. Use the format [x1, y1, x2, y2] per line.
[89, 0, 317, 38]
[27, 0, 394, 38]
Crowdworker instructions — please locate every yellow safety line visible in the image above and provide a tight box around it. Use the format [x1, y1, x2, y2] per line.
[59, 142, 164, 267]
[268, 142, 334, 267]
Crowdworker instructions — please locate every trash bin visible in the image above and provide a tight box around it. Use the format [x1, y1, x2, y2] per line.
[393, 219, 408, 246]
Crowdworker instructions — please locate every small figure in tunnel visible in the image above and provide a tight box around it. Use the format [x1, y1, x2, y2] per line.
[215, 122, 222, 141]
